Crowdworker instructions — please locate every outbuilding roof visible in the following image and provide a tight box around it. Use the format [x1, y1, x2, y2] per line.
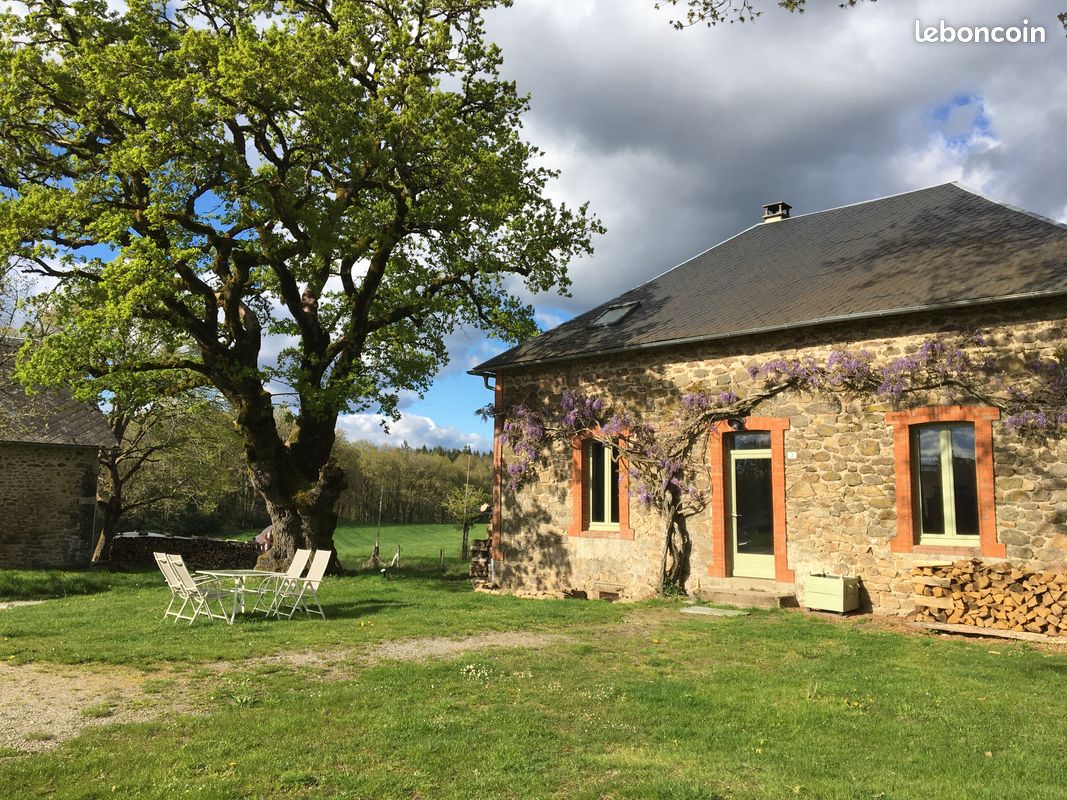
[471, 183, 1067, 375]
[0, 341, 116, 449]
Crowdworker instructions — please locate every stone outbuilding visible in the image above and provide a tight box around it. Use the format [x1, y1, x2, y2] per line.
[471, 183, 1067, 614]
[0, 345, 115, 568]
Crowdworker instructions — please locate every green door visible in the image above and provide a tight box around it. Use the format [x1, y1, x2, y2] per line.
[729, 435, 776, 580]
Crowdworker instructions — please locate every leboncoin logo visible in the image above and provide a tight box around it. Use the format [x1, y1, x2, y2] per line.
[915, 19, 1047, 44]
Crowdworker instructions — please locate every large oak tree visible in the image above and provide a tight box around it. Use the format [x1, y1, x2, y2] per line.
[0, 0, 600, 569]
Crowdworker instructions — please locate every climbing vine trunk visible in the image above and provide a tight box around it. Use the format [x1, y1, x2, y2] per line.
[656, 493, 692, 593]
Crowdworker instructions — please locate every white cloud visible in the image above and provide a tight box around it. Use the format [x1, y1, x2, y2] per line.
[337, 411, 492, 452]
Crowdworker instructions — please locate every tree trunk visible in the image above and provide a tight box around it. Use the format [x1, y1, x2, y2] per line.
[665, 512, 692, 591]
[252, 459, 347, 573]
[92, 451, 125, 563]
[92, 494, 123, 563]
[231, 392, 348, 574]
[461, 521, 471, 561]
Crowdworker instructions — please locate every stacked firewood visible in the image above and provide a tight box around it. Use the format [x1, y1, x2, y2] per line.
[910, 559, 1067, 636]
[470, 538, 493, 587]
[108, 533, 259, 571]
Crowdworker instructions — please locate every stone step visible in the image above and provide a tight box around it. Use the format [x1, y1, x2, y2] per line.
[698, 587, 797, 610]
[680, 605, 750, 618]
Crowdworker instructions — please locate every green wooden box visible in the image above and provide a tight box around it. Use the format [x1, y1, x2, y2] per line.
[804, 573, 860, 613]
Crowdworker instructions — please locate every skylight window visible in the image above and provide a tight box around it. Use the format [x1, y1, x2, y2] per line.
[591, 302, 638, 327]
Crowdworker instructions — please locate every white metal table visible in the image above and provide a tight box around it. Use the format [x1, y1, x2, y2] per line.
[196, 569, 284, 618]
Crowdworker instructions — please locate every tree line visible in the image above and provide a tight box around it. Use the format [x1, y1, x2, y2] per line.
[113, 403, 492, 539]
[333, 439, 492, 526]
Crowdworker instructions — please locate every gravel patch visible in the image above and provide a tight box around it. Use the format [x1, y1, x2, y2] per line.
[365, 630, 567, 661]
[0, 600, 47, 611]
[0, 662, 189, 754]
[252, 631, 570, 673]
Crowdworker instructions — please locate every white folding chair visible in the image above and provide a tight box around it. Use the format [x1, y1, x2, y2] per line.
[167, 555, 239, 625]
[154, 552, 185, 621]
[270, 549, 331, 620]
[154, 552, 215, 622]
[251, 548, 312, 614]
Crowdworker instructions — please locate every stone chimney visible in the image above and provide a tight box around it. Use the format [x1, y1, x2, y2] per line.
[762, 201, 791, 223]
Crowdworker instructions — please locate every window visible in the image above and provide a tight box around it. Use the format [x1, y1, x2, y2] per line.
[586, 441, 620, 530]
[733, 431, 771, 450]
[885, 406, 1004, 557]
[912, 425, 979, 543]
[568, 433, 633, 540]
[591, 302, 638, 327]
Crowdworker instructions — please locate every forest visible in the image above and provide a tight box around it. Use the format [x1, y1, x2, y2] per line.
[111, 402, 492, 537]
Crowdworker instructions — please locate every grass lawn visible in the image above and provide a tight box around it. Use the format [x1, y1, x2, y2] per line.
[1, 525, 1065, 799]
[0, 522, 476, 604]
[237, 520, 481, 563]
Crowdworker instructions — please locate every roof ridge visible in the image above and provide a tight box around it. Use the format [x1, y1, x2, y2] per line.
[951, 181, 1067, 231]
[762, 182, 958, 225]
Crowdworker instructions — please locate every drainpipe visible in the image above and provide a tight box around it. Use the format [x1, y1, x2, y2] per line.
[480, 372, 503, 585]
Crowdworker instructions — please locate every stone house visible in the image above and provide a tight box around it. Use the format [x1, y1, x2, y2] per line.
[0, 344, 115, 568]
[470, 183, 1067, 614]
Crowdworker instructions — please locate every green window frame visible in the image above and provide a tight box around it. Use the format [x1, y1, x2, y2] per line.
[586, 441, 620, 530]
[911, 423, 980, 544]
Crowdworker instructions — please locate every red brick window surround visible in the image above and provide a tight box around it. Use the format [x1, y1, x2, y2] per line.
[568, 433, 633, 540]
[707, 417, 794, 583]
[885, 406, 1004, 557]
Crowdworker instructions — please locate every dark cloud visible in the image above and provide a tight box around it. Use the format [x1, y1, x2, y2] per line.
[483, 0, 1067, 312]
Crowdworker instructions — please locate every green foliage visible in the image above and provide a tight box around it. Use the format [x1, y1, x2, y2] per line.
[115, 400, 268, 534]
[0, 0, 601, 424]
[442, 484, 490, 528]
[660, 575, 688, 597]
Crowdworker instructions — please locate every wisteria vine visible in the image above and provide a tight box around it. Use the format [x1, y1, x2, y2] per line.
[481, 331, 1067, 592]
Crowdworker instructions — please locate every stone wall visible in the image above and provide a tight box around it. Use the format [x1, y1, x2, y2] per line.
[493, 299, 1067, 614]
[0, 442, 100, 568]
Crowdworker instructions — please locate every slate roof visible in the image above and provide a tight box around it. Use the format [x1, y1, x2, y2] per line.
[0, 341, 116, 449]
[471, 183, 1067, 375]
